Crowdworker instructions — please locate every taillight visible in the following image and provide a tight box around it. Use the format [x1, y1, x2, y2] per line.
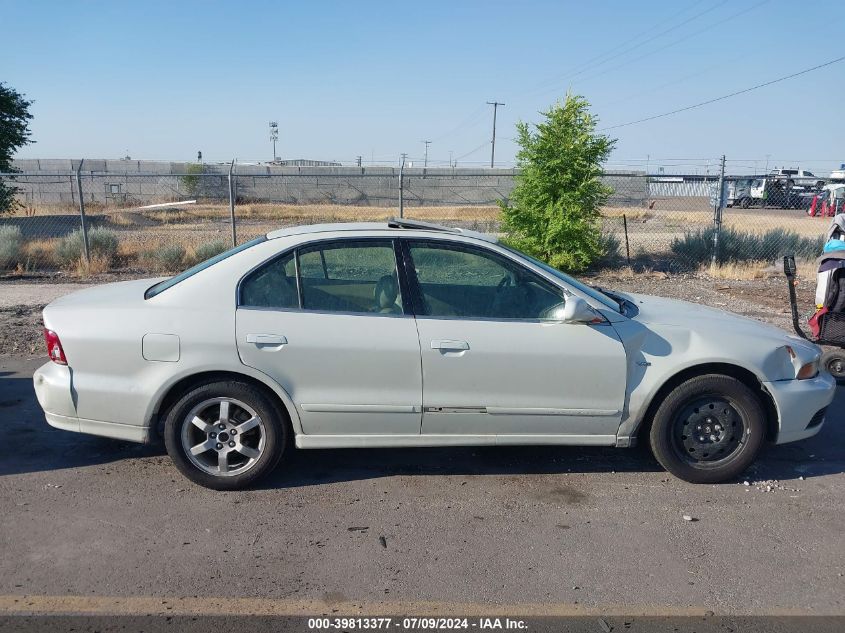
[44, 328, 67, 365]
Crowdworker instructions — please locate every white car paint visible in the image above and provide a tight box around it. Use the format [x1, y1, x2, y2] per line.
[33, 222, 835, 459]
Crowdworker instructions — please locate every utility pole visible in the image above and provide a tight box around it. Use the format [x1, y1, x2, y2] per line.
[711, 154, 726, 269]
[269, 121, 279, 162]
[486, 101, 505, 168]
[356, 156, 362, 167]
[449, 150, 453, 168]
[399, 154, 407, 218]
[422, 140, 431, 168]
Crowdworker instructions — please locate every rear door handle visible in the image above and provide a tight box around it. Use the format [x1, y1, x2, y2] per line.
[431, 339, 469, 351]
[246, 333, 287, 345]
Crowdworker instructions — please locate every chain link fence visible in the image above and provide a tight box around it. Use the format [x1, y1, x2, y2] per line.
[1, 163, 841, 276]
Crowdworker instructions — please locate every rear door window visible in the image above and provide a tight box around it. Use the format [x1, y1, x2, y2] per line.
[297, 240, 404, 314]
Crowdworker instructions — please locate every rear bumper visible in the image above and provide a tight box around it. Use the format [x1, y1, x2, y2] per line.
[33, 361, 76, 419]
[34, 362, 148, 443]
[764, 373, 836, 444]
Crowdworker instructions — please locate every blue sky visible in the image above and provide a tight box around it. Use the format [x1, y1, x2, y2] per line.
[2, 0, 843, 173]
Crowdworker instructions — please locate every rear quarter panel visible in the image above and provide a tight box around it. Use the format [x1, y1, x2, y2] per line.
[44, 239, 305, 432]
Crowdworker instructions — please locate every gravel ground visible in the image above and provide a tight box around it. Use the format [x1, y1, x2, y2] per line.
[1, 271, 843, 618]
[1, 355, 844, 616]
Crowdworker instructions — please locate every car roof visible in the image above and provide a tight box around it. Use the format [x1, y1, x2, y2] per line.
[265, 218, 498, 243]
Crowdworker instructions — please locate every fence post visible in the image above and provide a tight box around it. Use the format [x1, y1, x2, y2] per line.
[711, 154, 726, 269]
[75, 159, 90, 263]
[398, 155, 405, 218]
[623, 213, 631, 266]
[228, 159, 237, 247]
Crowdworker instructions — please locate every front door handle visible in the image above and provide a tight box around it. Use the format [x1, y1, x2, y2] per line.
[431, 339, 469, 351]
[246, 333, 287, 346]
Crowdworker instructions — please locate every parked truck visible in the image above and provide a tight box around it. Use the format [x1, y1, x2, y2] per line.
[716, 175, 815, 210]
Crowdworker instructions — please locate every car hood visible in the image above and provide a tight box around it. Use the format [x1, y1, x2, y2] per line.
[621, 292, 799, 342]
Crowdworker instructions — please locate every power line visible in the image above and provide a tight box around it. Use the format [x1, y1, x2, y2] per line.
[430, 104, 488, 143]
[599, 54, 845, 131]
[600, 50, 749, 109]
[453, 140, 491, 163]
[560, 0, 770, 95]
[525, 0, 725, 97]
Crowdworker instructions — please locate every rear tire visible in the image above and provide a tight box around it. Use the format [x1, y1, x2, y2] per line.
[648, 374, 765, 484]
[163, 380, 288, 490]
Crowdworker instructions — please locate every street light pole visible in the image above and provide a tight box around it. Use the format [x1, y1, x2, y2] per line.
[269, 121, 279, 162]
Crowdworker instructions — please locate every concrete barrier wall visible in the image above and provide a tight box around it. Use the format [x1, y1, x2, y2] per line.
[7, 160, 648, 208]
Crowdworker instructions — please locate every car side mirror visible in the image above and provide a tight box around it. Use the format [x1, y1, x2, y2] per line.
[561, 296, 600, 323]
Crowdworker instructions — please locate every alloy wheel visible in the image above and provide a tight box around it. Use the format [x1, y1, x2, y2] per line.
[180, 397, 266, 477]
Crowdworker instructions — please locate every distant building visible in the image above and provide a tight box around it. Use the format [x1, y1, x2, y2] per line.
[270, 158, 342, 167]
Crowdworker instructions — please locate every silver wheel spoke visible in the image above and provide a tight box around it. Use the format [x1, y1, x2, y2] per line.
[219, 400, 231, 423]
[182, 397, 264, 478]
[190, 416, 211, 432]
[190, 439, 216, 456]
[236, 417, 260, 434]
[237, 444, 260, 459]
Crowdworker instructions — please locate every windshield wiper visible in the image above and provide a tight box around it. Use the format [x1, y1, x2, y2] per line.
[591, 285, 625, 312]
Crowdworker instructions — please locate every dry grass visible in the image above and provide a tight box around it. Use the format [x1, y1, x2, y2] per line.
[71, 254, 112, 277]
[602, 209, 654, 221]
[704, 261, 778, 280]
[106, 212, 140, 227]
[704, 259, 818, 280]
[143, 209, 199, 224]
[149, 202, 504, 224]
[593, 265, 669, 281]
[6, 199, 832, 278]
[20, 238, 58, 269]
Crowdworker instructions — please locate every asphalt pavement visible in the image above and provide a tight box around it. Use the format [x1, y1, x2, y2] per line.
[1, 355, 844, 616]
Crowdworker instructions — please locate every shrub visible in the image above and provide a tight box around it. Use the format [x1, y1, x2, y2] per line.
[0, 225, 23, 269]
[140, 244, 186, 273]
[500, 94, 616, 272]
[671, 227, 824, 266]
[179, 163, 204, 197]
[187, 239, 227, 266]
[597, 232, 621, 265]
[55, 227, 119, 269]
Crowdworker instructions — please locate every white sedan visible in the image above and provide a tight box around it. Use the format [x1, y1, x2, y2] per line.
[33, 219, 835, 489]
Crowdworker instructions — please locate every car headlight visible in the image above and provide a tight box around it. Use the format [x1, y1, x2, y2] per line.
[797, 359, 819, 379]
[785, 345, 820, 379]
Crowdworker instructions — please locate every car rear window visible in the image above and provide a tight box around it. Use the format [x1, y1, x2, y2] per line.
[144, 236, 267, 299]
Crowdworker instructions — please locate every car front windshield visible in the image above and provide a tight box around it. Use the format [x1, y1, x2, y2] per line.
[144, 236, 267, 299]
[500, 245, 621, 312]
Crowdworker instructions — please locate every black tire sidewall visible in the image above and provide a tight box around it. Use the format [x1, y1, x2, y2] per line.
[649, 375, 765, 484]
[822, 350, 845, 380]
[163, 380, 287, 490]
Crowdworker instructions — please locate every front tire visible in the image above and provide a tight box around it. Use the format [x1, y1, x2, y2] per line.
[163, 380, 288, 490]
[648, 375, 765, 484]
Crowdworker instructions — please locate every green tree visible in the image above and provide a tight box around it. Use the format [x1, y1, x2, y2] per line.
[180, 163, 204, 197]
[0, 83, 34, 214]
[500, 94, 615, 271]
